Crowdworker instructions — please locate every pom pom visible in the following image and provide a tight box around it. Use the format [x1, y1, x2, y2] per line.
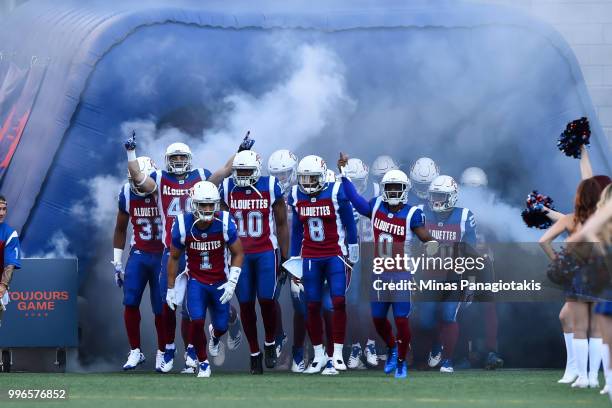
[557, 117, 590, 158]
[546, 247, 580, 286]
[521, 190, 555, 229]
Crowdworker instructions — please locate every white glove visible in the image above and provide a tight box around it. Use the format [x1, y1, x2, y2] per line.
[166, 288, 177, 311]
[290, 278, 304, 297]
[424, 240, 439, 257]
[218, 266, 241, 305]
[111, 261, 124, 288]
[348, 243, 360, 264]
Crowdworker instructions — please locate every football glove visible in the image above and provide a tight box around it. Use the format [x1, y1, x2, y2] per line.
[278, 256, 289, 285]
[348, 243, 360, 264]
[166, 288, 177, 311]
[290, 277, 304, 297]
[424, 240, 440, 257]
[111, 261, 124, 288]
[237, 132, 255, 152]
[219, 266, 241, 304]
[124, 130, 137, 150]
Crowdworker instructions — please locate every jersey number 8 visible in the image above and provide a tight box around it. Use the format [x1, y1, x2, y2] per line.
[308, 218, 325, 242]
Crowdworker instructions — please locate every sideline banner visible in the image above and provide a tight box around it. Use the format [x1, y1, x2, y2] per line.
[0, 258, 78, 347]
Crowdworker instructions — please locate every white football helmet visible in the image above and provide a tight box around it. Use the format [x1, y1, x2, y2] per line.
[344, 158, 369, 194]
[381, 170, 411, 206]
[325, 169, 337, 183]
[128, 156, 157, 196]
[410, 157, 440, 199]
[165, 142, 192, 175]
[190, 181, 220, 222]
[297, 155, 327, 194]
[428, 175, 458, 213]
[232, 150, 262, 187]
[371, 155, 399, 181]
[268, 149, 298, 193]
[460, 167, 488, 188]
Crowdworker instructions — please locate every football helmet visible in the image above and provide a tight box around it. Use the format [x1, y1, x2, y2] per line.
[267, 149, 298, 193]
[232, 150, 262, 187]
[128, 156, 157, 196]
[191, 181, 220, 222]
[410, 157, 440, 199]
[381, 170, 411, 206]
[428, 175, 458, 213]
[297, 155, 327, 194]
[165, 142, 192, 175]
[460, 167, 488, 188]
[371, 155, 399, 181]
[344, 158, 369, 194]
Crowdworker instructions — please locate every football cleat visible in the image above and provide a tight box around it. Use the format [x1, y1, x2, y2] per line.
[185, 345, 198, 368]
[365, 341, 379, 367]
[558, 370, 579, 384]
[485, 351, 504, 370]
[208, 324, 220, 357]
[304, 354, 326, 374]
[227, 320, 243, 351]
[155, 350, 163, 372]
[384, 347, 398, 374]
[428, 344, 443, 368]
[588, 377, 600, 389]
[180, 366, 195, 374]
[347, 344, 365, 369]
[276, 332, 288, 358]
[291, 347, 305, 373]
[440, 359, 454, 373]
[159, 347, 176, 373]
[321, 359, 339, 376]
[600, 385, 609, 395]
[264, 343, 277, 369]
[122, 349, 145, 370]
[571, 376, 589, 388]
[197, 361, 211, 378]
[395, 360, 408, 379]
[250, 353, 263, 375]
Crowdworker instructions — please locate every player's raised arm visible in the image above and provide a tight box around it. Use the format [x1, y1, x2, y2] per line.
[124, 132, 157, 194]
[539, 214, 573, 260]
[579, 145, 593, 180]
[208, 133, 256, 185]
[337, 152, 372, 217]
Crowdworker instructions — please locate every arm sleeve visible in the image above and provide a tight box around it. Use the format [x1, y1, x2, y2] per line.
[463, 210, 477, 247]
[338, 193, 358, 245]
[204, 168, 212, 179]
[290, 207, 303, 257]
[410, 208, 426, 230]
[226, 215, 238, 246]
[4, 231, 21, 269]
[340, 176, 372, 217]
[171, 218, 185, 250]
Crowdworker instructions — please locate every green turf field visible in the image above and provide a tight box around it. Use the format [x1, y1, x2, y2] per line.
[0, 370, 608, 408]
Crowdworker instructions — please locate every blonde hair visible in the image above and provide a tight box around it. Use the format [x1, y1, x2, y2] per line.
[597, 184, 612, 244]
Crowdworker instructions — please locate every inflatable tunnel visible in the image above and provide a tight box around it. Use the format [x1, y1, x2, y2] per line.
[0, 0, 611, 368]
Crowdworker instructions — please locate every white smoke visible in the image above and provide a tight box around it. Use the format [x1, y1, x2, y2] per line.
[27, 230, 76, 258]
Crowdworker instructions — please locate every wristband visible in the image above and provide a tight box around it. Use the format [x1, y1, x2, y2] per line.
[228, 266, 241, 282]
[113, 248, 124, 265]
[127, 149, 137, 161]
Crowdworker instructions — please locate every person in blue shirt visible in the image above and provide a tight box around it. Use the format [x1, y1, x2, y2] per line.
[0, 195, 21, 327]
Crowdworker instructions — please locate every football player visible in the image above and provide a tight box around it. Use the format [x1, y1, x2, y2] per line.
[409, 157, 440, 206]
[288, 155, 359, 375]
[268, 149, 309, 372]
[124, 133, 248, 373]
[458, 167, 504, 370]
[0, 195, 21, 330]
[219, 150, 289, 374]
[418, 175, 477, 373]
[370, 155, 399, 197]
[112, 157, 165, 371]
[342, 158, 378, 369]
[339, 153, 436, 378]
[165, 181, 244, 378]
